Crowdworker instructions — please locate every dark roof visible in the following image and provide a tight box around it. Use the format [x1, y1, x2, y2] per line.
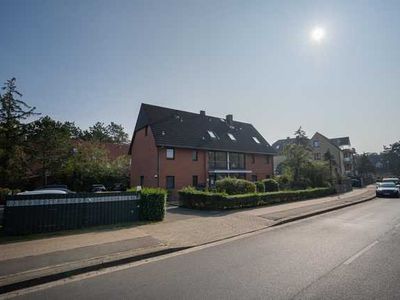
[130, 103, 276, 155]
[330, 137, 350, 147]
[271, 138, 296, 153]
[271, 137, 311, 153]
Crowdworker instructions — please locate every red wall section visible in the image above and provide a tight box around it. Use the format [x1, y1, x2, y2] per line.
[158, 148, 207, 191]
[246, 154, 274, 180]
[130, 127, 158, 188]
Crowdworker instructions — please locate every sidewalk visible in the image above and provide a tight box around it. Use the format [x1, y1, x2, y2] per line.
[0, 186, 375, 292]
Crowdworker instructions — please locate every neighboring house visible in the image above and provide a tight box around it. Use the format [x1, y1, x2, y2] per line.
[329, 137, 357, 176]
[310, 132, 345, 177]
[272, 132, 355, 177]
[129, 103, 276, 197]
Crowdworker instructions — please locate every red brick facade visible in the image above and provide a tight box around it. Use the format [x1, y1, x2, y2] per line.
[130, 127, 274, 195]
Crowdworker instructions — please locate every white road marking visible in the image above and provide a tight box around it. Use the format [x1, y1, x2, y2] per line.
[343, 241, 379, 265]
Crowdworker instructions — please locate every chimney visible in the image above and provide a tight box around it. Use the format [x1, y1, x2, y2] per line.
[200, 110, 206, 116]
[226, 114, 233, 125]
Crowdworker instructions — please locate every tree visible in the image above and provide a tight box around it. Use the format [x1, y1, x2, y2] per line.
[25, 116, 73, 185]
[0, 78, 39, 187]
[356, 153, 376, 176]
[282, 143, 312, 188]
[83, 122, 129, 143]
[382, 142, 400, 176]
[324, 150, 336, 183]
[107, 122, 129, 143]
[60, 142, 129, 191]
[294, 126, 309, 147]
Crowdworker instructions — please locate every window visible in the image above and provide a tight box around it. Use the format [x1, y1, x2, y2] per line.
[192, 175, 198, 187]
[251, 154, 255, 164]
[207, 130, 217, 139]
[313, 152, 321, 160]
[251, 175, 257, 182]
[266, 175, 271, 179]
[140, 176, 144, 186]
[166, 176, 175, 189]
[145, 126, 148, 136]
[252, 137, 260, 144]
[265, 155, 270, 164]
[313, 140, 320, 148]
[229, 152, 245, 169]
[227, 133, 236, 141]
[192, 150, 198, 161]
[166, 148, 175, 160]
[208, 151, 228, 169]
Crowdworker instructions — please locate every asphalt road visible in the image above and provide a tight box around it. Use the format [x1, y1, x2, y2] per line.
[14, 197, 400, 300]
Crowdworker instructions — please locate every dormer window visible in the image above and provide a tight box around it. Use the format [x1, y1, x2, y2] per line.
[227, 133, 236, 141]
[252, 137, 260, 144]
[208, 130, 217, 139]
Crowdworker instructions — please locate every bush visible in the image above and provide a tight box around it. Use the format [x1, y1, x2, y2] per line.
[255, 181, 265, 193]
[263, 179, 279, 192]
[179, 187, 335, 210]
[0, 188, 11, 205]
[215, 177, 256, 195]
[134, 187, 167, 221]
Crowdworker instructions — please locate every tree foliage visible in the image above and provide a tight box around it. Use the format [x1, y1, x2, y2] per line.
[25, 116, 74, 185]
[0, 78, 39, 187]
[83, 122, 129, 143]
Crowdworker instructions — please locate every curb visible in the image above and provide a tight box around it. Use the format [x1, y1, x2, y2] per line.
[272, 195, 376, 226]
[0, 193, 376, 296]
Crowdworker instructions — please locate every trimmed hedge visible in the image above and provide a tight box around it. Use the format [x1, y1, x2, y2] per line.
[0, 188, 20, 205]
[140, 188, 167, 221]
[263, 179, 279, 192]
[128, 187, 167, 221]
[255, 181, 265, 193]
[179, 187, 335, 210]
[216, 178, 256, 195]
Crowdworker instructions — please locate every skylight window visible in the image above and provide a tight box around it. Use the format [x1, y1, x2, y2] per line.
[227, 133, 236, 141]
[252, 137, 260, 144]
[208, 130, 216, 139]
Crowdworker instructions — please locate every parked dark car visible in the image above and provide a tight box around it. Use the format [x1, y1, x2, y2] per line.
[91, 184, 107, 193]
[376, 182, 400, 198]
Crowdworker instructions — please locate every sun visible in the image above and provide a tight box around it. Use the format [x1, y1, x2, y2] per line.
[310, 27, 325, 43]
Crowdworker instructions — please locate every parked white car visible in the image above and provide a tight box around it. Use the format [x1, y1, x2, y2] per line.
[17, 189, 68, 195]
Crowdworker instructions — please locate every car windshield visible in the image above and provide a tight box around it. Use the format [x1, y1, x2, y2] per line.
[380, 183, 396, 187]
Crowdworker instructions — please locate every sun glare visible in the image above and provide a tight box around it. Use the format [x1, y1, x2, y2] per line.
[311, 27, 325, 43]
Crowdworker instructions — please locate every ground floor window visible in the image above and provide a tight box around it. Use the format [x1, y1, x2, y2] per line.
[192, 175, 198, 187]
[140, 176, 144, 186]
[166, 176, 175, 189]
[251, 175, 257, 182]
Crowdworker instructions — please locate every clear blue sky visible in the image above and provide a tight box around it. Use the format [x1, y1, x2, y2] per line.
[1, 0, 399, 153]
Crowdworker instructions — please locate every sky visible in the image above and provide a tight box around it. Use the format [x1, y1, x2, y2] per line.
[1, 0, 399, 153]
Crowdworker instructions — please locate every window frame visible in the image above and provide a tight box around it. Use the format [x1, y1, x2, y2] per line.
[192, 150, 198, 161]
[166, 176, 175, 189]
[166, 148, 175, 160]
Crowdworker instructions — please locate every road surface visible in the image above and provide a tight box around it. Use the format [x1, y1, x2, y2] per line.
[14, 197, 400, 299]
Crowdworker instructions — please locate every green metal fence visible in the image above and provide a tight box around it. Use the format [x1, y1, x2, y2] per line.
[3, 192, 140, 235]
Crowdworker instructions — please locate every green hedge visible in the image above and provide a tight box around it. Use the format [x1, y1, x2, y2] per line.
[179, 187, 335, 210]
[128, 187, 167, 221]
[140, 188, 167, 221]
[0, 188, 21, 205]
[255, 181, 265, 193]
[263, 179, 279, 192]
[215, 178, 256, 195]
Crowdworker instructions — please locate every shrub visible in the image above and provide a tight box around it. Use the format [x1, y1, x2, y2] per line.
[263, 179, 279, 192]
[179, 187, 335, 210]
[255, 181, 265, 193]
[215, 177, 256, 195]
[139, 188, 167, 221]
[0, 188, 11, 205]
